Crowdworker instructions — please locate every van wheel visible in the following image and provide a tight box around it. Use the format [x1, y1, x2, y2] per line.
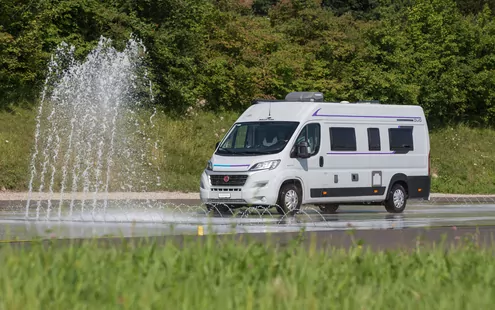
[384, 183, 407, 213]
[276, 183, 302, 216]
[318, 204, 339, 214]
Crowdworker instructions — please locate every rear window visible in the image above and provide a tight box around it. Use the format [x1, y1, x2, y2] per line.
[389, 127, 414, 152]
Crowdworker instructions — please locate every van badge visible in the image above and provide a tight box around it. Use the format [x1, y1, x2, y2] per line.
[223, 176, 230, 183]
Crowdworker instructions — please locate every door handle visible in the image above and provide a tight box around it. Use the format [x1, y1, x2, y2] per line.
[319, 156, 324, 167]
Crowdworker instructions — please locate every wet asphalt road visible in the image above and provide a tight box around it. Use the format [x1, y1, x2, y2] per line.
[1, 198, 495, 250]
[3, 225, 495, 252]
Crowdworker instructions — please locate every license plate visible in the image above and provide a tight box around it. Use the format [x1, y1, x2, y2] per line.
[218, 193, 231, 199]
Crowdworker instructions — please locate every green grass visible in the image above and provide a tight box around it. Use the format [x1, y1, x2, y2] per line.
[0, 233, 494, 309]
[0, 107, 36, 190]
[430, 126, 495, 194]
[1, 106, 495, 194]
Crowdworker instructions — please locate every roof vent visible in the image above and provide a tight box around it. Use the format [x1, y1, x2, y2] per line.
[357, 100, 381, 104]
[285, 92, 324, 102]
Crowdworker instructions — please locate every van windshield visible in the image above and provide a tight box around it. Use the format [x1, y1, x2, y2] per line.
[216, 121, 300, 156]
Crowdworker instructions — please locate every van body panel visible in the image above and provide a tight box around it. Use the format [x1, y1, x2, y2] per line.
[200, 95, 431, 210]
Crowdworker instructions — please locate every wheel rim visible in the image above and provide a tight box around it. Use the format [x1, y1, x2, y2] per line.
[284, 190, 298, 211]
[393, 189, 405, 208]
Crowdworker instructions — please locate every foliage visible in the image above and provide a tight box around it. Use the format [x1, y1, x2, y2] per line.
[455, 0, 495, 15]
[1, 0, 495, 124]
[253, 0, 280, 15]
[321, 0, 380, 19]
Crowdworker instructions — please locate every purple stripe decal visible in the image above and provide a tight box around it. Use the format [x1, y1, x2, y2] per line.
[213, 164, 250, 167]
[327, 152, 396, 155]
[312, 108, 421, 120]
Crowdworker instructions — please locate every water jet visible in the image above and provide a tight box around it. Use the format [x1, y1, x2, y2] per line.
[25, 35, 158, 220]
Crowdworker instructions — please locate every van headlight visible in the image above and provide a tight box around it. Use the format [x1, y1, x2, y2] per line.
[249, 160, 281, 171]
[206, 160, 213, 171]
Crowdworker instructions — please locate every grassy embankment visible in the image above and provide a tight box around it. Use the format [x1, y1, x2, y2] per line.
[1, 106, 495, 194]
[0, 234, 494, 309]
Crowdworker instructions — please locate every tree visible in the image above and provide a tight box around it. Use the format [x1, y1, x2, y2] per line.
[252, 0, 280, 15]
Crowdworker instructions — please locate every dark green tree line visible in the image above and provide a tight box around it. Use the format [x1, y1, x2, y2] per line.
[1, 0, 495, 127]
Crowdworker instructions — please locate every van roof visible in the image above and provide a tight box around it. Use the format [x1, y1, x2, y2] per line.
[237, 92, 426, 124]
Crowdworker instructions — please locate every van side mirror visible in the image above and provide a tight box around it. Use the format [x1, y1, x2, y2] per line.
[297, 141, 310, 158]
[215, 141, 220, 150]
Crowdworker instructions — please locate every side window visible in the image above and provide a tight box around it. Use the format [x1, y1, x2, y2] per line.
[367, 128, 381, 151]
[222, 125, 247, 149]
[233, 125, 248, 148]
[389, 127, 414, 152]
[329, 127, 356, 151]
[295, 123, 321, 156]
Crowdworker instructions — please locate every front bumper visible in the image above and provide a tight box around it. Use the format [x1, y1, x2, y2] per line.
[199, 170, 280, 206]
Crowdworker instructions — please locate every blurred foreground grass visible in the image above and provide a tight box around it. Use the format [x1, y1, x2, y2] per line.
[1, 106, 495, 193]
[0, 233, 494, 309]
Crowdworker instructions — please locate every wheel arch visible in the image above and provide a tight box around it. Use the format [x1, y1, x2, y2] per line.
[278, 177, 304, 199]
[387, 173, 409, 197]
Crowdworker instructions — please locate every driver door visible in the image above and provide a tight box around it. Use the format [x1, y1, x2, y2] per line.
[289, 122, 322, 201]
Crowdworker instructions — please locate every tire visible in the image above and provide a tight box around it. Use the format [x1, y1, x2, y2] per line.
[276, 183, 302, 216]
[384, 183, 407, 213]
[318, 204, 339, 214]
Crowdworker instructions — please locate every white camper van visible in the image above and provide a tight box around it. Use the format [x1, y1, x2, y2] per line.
[199, 92, 431, 215]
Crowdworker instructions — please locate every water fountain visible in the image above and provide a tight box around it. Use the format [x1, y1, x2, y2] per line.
[13, 35, 335, 239]
[24, 35, 159, 220]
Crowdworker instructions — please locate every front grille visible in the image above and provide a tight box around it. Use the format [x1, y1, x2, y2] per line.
[211, 188, 241, 192]
[209, 175, 248, 186]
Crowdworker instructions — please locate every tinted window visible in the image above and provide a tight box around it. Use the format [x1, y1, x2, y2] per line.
[367, 128, 381, 151]
[329, 127, 356, 151]
[294, 123, 321, 156]
[389, 127, 414, 152]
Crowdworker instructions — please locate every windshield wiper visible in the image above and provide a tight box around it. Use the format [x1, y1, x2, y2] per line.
[217, 148, 278, 155]
[243, 150, 276, 155]
[217, 147, 234, 153]
[216, 148, 253, 156]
